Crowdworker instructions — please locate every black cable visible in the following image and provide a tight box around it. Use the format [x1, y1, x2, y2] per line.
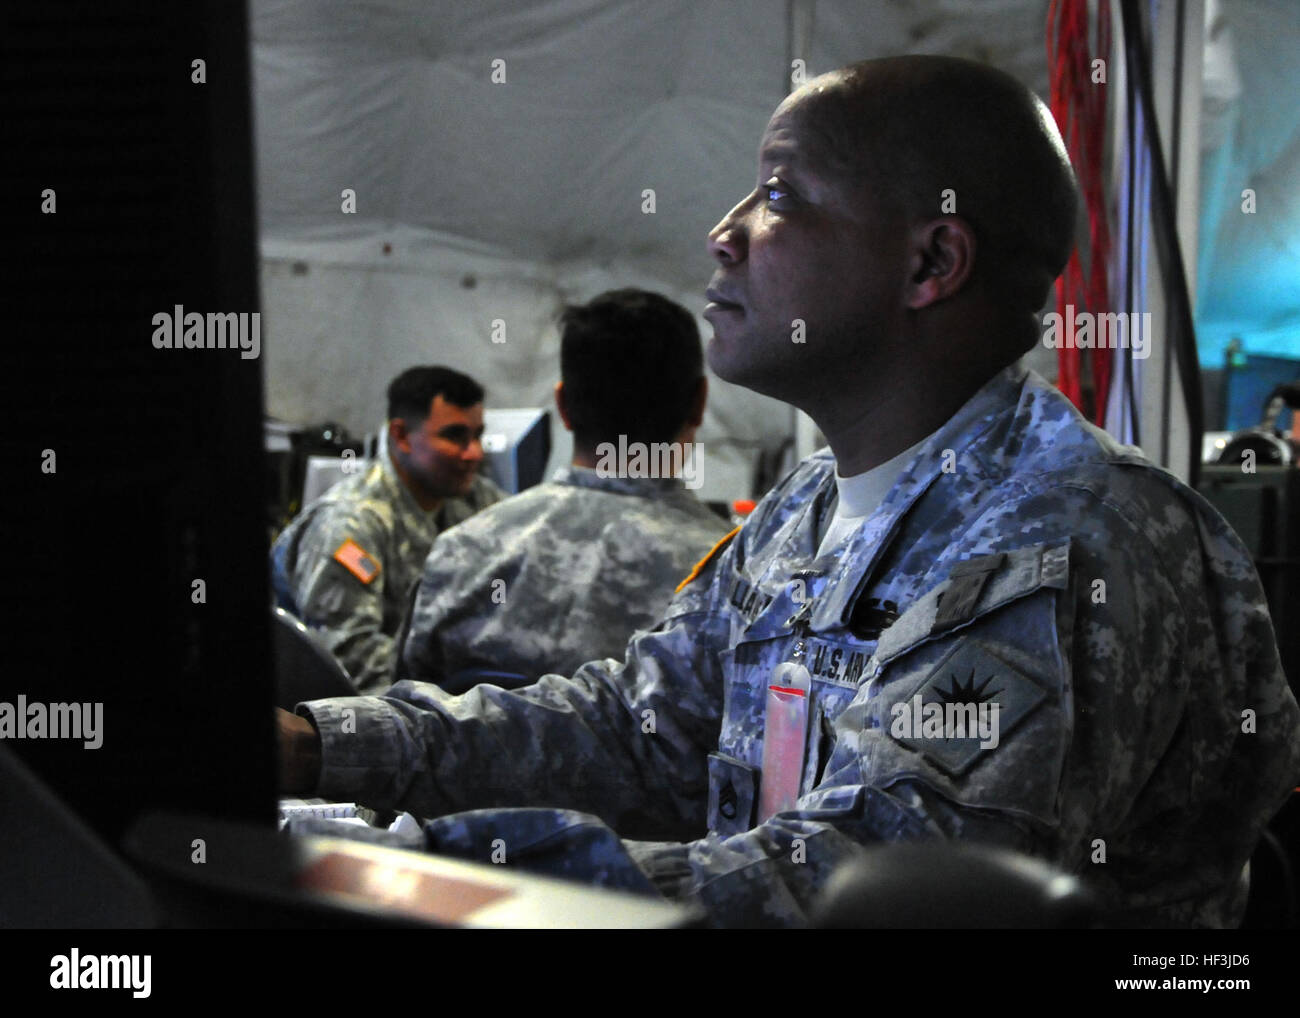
[1124, 23, 1140, 446]
[1120, 0, 1204, 488]
[1159, 0, 1186, 468]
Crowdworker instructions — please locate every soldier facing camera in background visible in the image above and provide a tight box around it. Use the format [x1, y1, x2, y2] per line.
[272, 366, 504, 692]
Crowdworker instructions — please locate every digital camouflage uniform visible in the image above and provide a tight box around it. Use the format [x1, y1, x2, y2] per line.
[272, 456, 504, 692]
[298, 364, 1300, 927]
[397, 466, 731, 691]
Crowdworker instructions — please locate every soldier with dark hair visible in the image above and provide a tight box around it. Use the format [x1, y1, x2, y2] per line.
[278, 58, 1300, 926]
[397, 289, 728, 691]
[272, 366, 504, 692]
[557, 287, 705, 451]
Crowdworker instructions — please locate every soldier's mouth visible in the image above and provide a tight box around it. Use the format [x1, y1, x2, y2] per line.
[704, 288, 744, 314]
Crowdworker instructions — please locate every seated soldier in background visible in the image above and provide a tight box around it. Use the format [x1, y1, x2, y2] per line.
[272, 366, 504, 692]
[396, 289, 732, 692]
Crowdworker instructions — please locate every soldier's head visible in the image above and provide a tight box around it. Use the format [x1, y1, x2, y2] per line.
[386, 365, 487, 505]
[556, 288, 707, 459]
[705, 55, 1077, 411]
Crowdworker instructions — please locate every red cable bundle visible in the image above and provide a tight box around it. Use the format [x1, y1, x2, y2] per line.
[1048, 0, 1114, 424]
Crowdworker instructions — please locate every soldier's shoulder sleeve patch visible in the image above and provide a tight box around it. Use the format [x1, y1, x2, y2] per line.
[332, 538, 381, 585]
[676, 526, 740, 593]
[887, 640, 1047, 776]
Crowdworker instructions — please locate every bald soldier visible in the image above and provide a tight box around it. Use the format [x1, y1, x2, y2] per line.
[278, 56, 1300, 926]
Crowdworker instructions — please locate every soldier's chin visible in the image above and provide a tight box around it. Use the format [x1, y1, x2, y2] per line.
[424, 472, 475, 500]
[706, 333, 784, 397]
[450, 471, 478, 494]
[705, 329, 749, 385]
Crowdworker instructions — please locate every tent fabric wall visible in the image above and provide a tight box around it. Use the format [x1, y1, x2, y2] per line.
[260, 231, 783, 502]
[1196, 0, 1300, 365]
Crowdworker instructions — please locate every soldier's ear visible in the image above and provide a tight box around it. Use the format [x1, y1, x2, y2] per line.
[388, 417, 411, 454]
[554, 381, 574, 432]
[687, 375, 707, 428]
[904, 217, 976, 310]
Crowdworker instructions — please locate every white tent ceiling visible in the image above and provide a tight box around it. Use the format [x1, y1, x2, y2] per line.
[252, 0, 1052, 289]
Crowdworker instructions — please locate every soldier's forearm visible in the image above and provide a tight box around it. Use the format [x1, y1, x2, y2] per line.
[277, 707, 323, 793]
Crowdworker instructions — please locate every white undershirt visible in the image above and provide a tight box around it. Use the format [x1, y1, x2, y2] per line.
[816, 436, 930, 558]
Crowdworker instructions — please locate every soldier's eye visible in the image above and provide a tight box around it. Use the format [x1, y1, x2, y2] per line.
[765, 178, 793, 208]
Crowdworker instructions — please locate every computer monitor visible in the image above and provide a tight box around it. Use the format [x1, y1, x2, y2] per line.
[5, 3, 688, 934]
[8, 1, 274, 852]
[1223, 353, 1300, 431]
[301, 455, 361, 505]
[481, 408, 552, 493]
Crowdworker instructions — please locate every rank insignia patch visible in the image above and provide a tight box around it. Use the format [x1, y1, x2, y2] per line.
[333, 538, 381, 585]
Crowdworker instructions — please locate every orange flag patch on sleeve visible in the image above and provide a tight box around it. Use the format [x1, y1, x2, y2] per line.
[333, 538, 381, 585]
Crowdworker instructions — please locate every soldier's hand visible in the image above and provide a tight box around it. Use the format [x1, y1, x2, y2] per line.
[277, 707, 322, 793]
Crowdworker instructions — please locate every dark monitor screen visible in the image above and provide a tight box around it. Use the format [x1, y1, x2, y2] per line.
[6, 1, 275, 851]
